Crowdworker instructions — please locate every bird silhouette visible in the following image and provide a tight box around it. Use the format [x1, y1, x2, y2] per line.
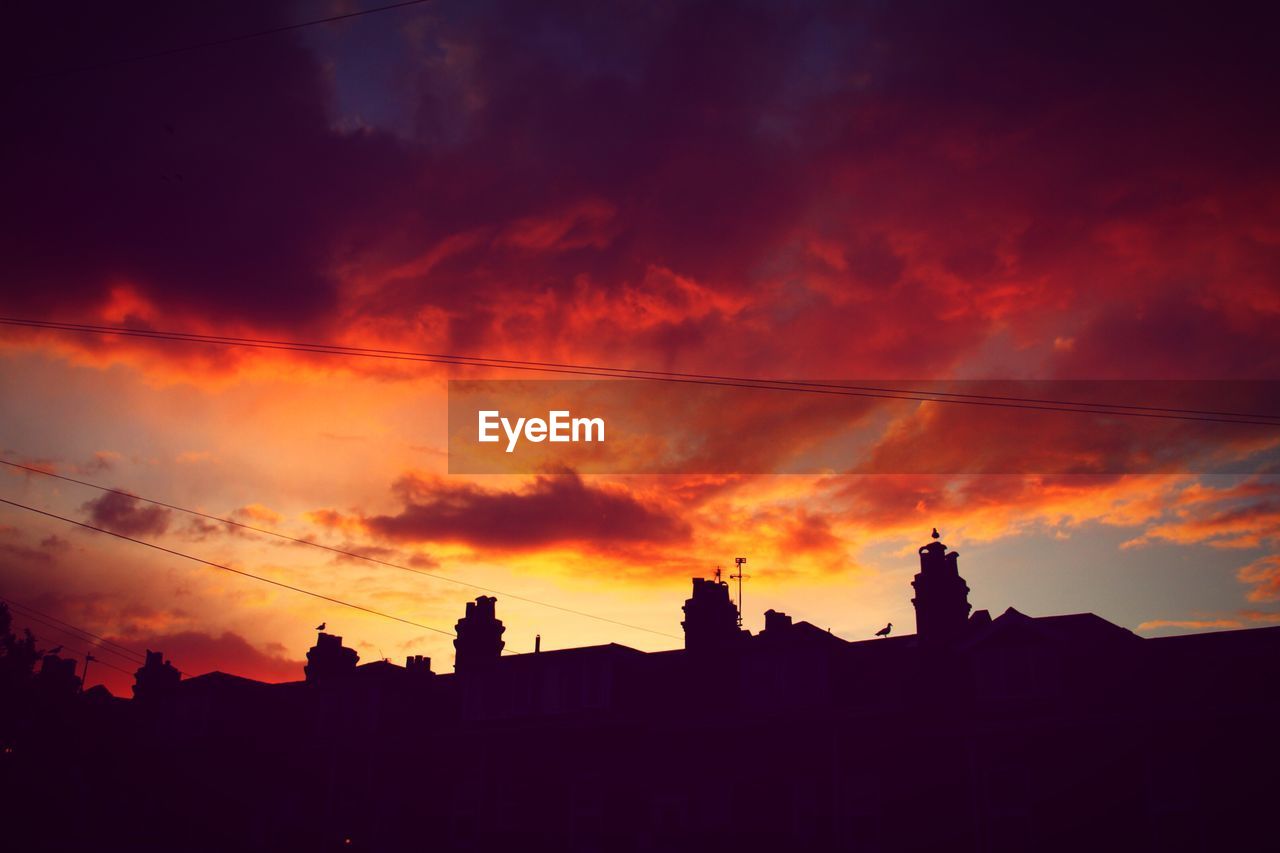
[875, 622, 892, 638]
[315, 622, 326, 631]
[931, 528, 940, 539]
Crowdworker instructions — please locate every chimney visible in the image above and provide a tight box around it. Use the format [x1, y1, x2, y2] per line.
[304, 632, 359, 683]
[454, 596, 505, 673]
[132, 649, 181, 701]
[763, 609, 793, 634]
[405, 654, 433, 676]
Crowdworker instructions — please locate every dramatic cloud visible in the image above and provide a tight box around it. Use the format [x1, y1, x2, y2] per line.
[1123, 480, 1280, 550]
[1, 3, 414, 334]
[363, 471, 691, 551]
[81, 492, 172, 538]
[778, 509, 844, 556]
[1, 0, 1277, 677]
[0, 1, 1274, 382]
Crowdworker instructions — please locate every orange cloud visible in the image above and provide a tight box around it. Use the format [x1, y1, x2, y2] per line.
[1138, 618, 1243, 631]
[1238, 555, 1280, 602]
[231, 504, 284, 526]
[1123, 480, 1280, 550]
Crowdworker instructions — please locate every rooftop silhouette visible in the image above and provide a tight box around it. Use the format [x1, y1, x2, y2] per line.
[2, 529, 1278, 851]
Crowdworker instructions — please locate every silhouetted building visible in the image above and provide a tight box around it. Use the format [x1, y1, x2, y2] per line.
[6, 528, 1280, 852]
[681, 575, 746, 651]
[35, 654, 80, 696]
[454, 596, 505, 672]
[912, 529, 972, 642]
[761, 608, 792, 634]
[132, 649, 181, 701]
[304, 632, 359, 682]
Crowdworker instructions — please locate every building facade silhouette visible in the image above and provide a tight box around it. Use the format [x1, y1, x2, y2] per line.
[4, 530, 1278, 852]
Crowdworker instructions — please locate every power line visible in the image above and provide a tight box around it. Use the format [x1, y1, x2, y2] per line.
[0, 458, 681, 640]
[26, 630, 136, 677]
[0, 496, 458, 639]
[0, 591, 146, 655]
[61, 651, 135, 677]
[2, 599, 194, 676]
[1, 594, 147, 660]
[16, 613, 143, 670]
[23, 0, 433, 81]
[3, 317, 1277, 426]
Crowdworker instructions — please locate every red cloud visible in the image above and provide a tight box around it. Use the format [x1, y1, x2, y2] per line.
[0, 1, 1273, 386]
[778, 508, 844, 556]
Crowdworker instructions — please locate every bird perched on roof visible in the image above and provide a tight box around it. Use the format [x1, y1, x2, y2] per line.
[875, 623, 892, 638]
[315, 622, 326, 631]
[931, 528, 940, 539]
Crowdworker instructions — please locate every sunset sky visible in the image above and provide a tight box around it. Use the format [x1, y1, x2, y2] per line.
[2, 0, 1278, 695]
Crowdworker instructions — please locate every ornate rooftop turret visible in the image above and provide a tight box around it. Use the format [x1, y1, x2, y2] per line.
[681, 575, 745, 652]
[911, 527, 972, 643]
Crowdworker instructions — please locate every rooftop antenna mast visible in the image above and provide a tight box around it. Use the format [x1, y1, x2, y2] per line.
[80, 652, 96, 693]
[731, 557, 749, 628]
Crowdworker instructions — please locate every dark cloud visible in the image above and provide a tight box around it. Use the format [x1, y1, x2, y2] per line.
[81, 491, 172, 538]
[1, 1, 1274, 380]
[182, 517, 227, 542]
[1, 2, 413, 332]
[1052, 296, 1280, 379]
[363, 471, 690, 550]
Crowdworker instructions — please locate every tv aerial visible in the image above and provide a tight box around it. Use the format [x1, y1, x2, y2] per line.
[731, 557, 750, 628]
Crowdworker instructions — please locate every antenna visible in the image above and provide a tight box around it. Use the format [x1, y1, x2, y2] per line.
[731, 557, 749, 628]
[81, 652, 97, 692]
